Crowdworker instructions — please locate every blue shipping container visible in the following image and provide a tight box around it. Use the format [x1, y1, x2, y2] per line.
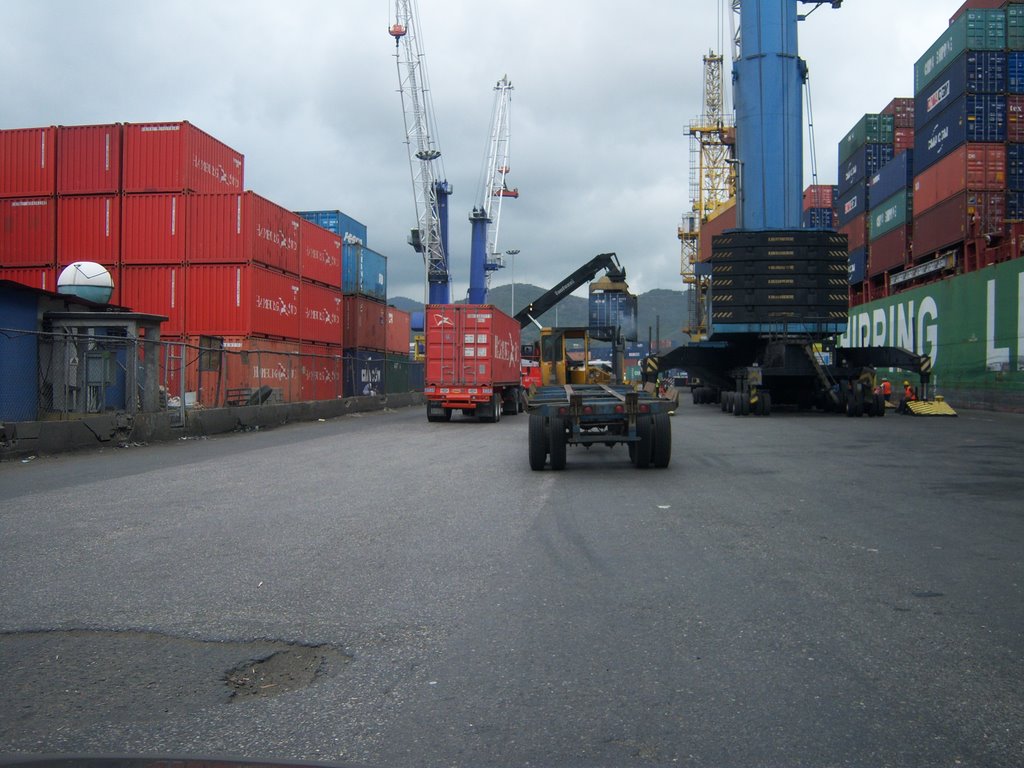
[915, 51, 1007, 128]
[296, 210, 368, 245]
[913, 94, 1006, 173]
[343, 348, 385, 397]
[869, 150, 914, 207]
[0, 284, 40, 421]
[1009, 51, 1024, 93]
[1008, 190, 1024, 220]
[1008, 143, 1024, 191]
[801, 207, 835, 229]
[848, 247, 867, 285]
[838, 143, 895, 197]
[837, 181, 869, 229]
[589, 291, 638, 341]
[342, 244, 388, 301]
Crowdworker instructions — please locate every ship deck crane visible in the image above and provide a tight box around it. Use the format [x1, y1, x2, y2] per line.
[468, 75, 517, 305]
[390, 0, 453, 305]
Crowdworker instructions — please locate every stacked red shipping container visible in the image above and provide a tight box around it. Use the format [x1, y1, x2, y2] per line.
[0, 120, 355, 403]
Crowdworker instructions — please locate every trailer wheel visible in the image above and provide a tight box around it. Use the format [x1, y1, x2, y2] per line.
[652, 413, 671, 468]
[720, 393, 729, 412]
[734, 394, 748, 416]
[760, 392, 772, 416]
[549, 416, 568, 470]
[528, 413, 548, 470]
[875, 392, 885, 417]
[426, 403, 450, 422]
[633, 415, 653, 468]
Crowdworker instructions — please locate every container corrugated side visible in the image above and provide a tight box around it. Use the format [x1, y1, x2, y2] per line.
[342, 295, 387, 350]
[867, 226, 910, 276]
[881, 98, 915, 128]
[300, 280, 344, 345]
[1, 197, 56, 267]
[869, 190, 912, 241]
[848, 247, 867, 285]
[838, 114, 894, 164]
[839, 213, 867, 252]
[802, 184, 836, 211]
[121, 193, 186, 265]
[342, 244, 387, 299]
[912, 190, 1006, 258]
[424, 304, 521, 389]
[869, 150, 914, 205]
[0, 267, 56, 291]
[120, 265, 185, 335]
[57, 195, 121, 266]
[0, 127, 56, 198]
[915, 51, 1007, 128]
[385, 306, 412, 354]
[837, 182, 869, 229]
[839, 143, 894, 197]
[300, 343, 344, 401]
[1007, 143, 1024, 191]
[57, 124, 122, 194]
[913, 142, 1006, 216]
[245, 192, 301, 277]
[296, 210, 367, 244]
[122, 121, 243, 194]
[185, 264, 301, 339]
[1010, 4, 1024, 50]
[915, 10, 1006, 95]
[182, 336, 304, 407]
[298, 217, 342, 288]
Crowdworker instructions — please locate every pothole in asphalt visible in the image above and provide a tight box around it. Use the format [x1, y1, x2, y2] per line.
[224, 645, 348, 701]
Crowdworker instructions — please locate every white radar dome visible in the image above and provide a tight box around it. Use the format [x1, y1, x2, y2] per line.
[57, 262, 114, 304]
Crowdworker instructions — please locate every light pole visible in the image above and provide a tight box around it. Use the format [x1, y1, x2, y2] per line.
[505, 249, 520, 314]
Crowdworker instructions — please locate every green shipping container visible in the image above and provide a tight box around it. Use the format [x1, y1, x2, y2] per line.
[1008, 4, 1024, 50]
[869, 189, 912, 241]
[838, 114, 895, 164]
[384, 352, 411, 394]
[841, 258, 1024, 411]
[915, 10, 1007, 95]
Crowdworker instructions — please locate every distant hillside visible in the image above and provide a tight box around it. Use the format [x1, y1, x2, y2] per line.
[389, 284, 694, 348]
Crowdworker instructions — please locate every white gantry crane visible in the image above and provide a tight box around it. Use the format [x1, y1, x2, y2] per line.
[390, 0, 452, 305]
[468, 75, 518, 305]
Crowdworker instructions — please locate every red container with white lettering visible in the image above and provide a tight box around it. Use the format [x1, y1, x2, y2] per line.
[298, 217, 342, 288]
[342, 295, 388, 351]
[122, 121, 243, 194]
[57, 195, 121, 266]
[0, 127, 56, 198]
[301, 343, 344, 401]
[425, 304, 522, 389]
[120, 264, 186, 335]
[121, 193, 186, 265]
[185, 264, 301, 339]
[1, 197, 56, 267]
[913, 143, 1006, 216]
[186, 192, 300, 276]
[300, 280, 344, 345]
[57, 124, 122, 194]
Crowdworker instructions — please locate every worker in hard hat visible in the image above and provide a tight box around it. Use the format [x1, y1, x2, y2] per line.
[898, 380, 917, 413]
[881, 377, 892, 404]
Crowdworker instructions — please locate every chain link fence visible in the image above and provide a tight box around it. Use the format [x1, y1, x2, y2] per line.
[1, 328, 424, 424]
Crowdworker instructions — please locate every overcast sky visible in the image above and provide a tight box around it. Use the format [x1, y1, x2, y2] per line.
[3, 1, 954, 303]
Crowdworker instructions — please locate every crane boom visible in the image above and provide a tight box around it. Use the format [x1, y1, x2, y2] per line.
[468, 75, 517, 305]
[513, 253, 625, 329]
[390, 0, 452, 305]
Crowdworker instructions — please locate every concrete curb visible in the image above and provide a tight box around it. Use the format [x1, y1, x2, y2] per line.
[0, 393, 425, 460]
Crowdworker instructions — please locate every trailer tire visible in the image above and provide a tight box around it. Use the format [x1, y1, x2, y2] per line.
[652, 413, 671, 468]
[502, 390, 518, 416]
[734, 394, 748, 416]
[528, 413, 548, 470]
[633, 415, 653, 468]
[549, 416, 568, 470]
[761, 391, 772, 416]
[720, 393, 729, 412]
[426, 403, 450, 422]
[875, 392, 885, 417]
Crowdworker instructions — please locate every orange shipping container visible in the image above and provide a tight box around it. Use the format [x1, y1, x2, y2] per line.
[298, 217, 342, 288]
[300, 280, 344, 345]
[343, 295, 387, 350]
[186, 264, 301, 339]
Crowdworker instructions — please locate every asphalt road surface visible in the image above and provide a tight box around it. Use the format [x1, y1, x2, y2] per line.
[1, 401, 1022, 767]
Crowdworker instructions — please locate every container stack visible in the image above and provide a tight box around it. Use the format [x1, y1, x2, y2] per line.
[911, 5, 1016, 276]
[294, 209, 396, 397]
[0, 120, 387, 404]
[837, 113, 896, 296]
[801, 184, 838, 229]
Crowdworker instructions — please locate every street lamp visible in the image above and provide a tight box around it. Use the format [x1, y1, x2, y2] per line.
[505, 249, 520, 314]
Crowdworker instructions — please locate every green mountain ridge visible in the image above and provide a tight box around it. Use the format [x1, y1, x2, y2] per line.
[388, 285, 692, 348]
